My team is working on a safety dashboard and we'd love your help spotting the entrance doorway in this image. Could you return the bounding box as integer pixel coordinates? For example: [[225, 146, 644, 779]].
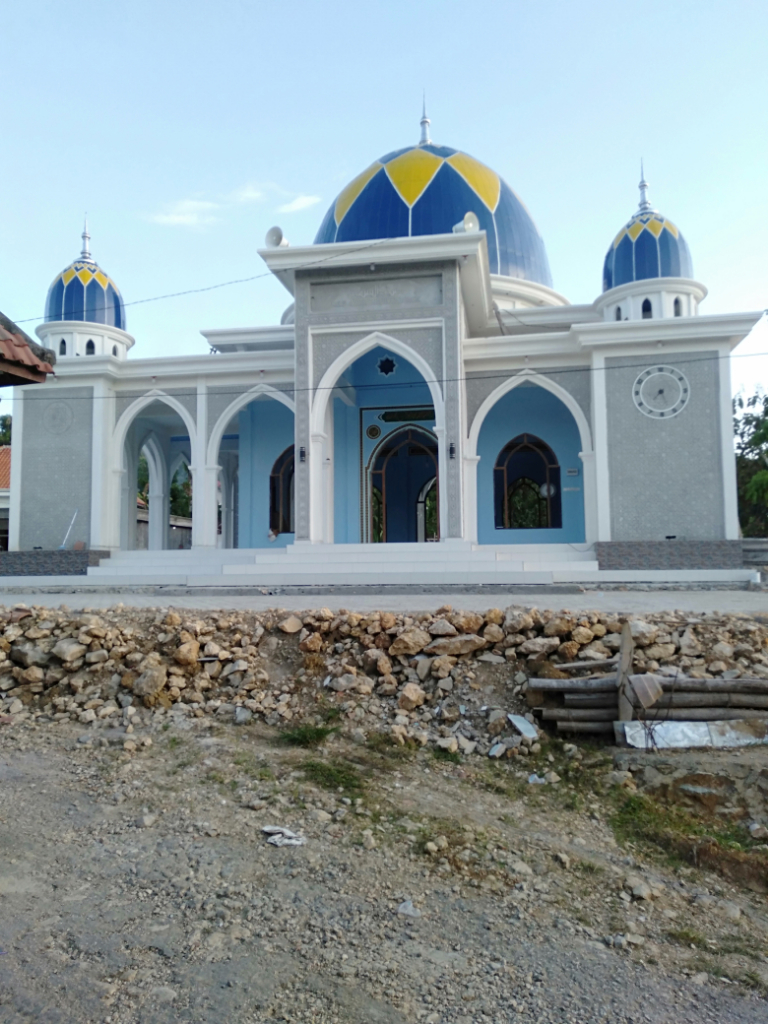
[[369, 427, 439, 543]]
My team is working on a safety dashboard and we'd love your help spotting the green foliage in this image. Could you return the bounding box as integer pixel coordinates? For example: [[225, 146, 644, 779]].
[[734, 389, 768, 536], [431, 746, 461, 764], [300, 757, 365, 794], [667, 927, 707, 948], [279, 724, 338, 748], [170, 462, 192, 518], [0, 414, 12, 445]]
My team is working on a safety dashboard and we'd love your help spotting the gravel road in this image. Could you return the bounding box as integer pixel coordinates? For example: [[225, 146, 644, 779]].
[[1, 717, 766, 1024]]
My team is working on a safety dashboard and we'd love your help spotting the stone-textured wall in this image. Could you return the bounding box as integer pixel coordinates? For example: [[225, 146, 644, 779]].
[[0, 550, 109, 576], [596, 540, 743, 569], [606, 351, 725, 540], [19, 387, 94, 550], [465, 367, 591, 441]]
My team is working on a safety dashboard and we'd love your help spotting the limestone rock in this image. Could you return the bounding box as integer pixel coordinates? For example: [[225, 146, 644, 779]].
[[449, 611, 484, 634], [428, 618, 458, 637], [504, 610, 534, 633], [299, 631, 324, 653], [431, 654, 456, 677], [571, 626, 595, 645], [711, 641, 734, 660], [174, 640, 200, 667], [482, 623, 504, 644], [629, 620, 658, 647], [557, 640, 580, 661], [679, 628, 702, 656], [52, 638, 88, 663], [487, 708, 507, 736], [389, 628, 432, 656], [10, 643, 49, 668], [278, 615, 303, 634], [398, 682, 427, 710], [518, 636, 560, 656], [544, 617, 574, 638], [484, 608, 504, 625], [435, 736, 459, 754], [424, 634, 486, 657], [133, 657, 168, 704], [644, 643, 676, 661]]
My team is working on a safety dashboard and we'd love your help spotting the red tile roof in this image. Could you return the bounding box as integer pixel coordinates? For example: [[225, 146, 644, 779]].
[[0, 447, 10, 490], [0, 312, 55, 385]]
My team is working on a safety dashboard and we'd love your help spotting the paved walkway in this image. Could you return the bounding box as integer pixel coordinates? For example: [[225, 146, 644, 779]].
[[1, 587, 766, 615]]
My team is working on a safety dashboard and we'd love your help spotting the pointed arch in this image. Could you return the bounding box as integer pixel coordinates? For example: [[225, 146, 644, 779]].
[[206, 383, 295, 467], [310, 331, 445, 436], [113, 389, 198, 471], [467, 370, 592, 458]]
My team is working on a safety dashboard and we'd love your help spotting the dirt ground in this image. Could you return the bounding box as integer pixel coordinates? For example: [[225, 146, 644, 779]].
[[1, 712, 767, 1024]]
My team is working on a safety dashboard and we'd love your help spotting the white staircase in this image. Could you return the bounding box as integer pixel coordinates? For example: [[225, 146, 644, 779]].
[[83, 542, 600, 586]]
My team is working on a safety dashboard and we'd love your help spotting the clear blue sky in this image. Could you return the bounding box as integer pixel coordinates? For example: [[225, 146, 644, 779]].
[[1, 0, 766, 393]]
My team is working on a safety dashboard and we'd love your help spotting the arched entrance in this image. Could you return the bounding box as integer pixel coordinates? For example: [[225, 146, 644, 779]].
[[269, 446, 295, 536], [494, 434, 561, 530], [368, 427, 439, 543]]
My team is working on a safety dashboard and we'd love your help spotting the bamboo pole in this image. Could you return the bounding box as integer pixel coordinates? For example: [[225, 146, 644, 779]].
[[542, 708, 617, 722], [637, 708, 768, 722], [564, 693, 620, 708], [635, 692, 768, 709], [528, 677, 617, 692], [555, 721, 615, 733]]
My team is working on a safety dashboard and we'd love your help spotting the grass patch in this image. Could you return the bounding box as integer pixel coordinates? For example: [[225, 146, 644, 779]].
[[609, 792, 768, 890], [168, 735, 182, 750], [573, 859, 605, 876], [667, 928, 708, 949], [280, 724, 338, 748], [300, 757, 365, 795], [319, 702, 343, 723], [365, 732, 417, 760], [432, 747, 461, 765]]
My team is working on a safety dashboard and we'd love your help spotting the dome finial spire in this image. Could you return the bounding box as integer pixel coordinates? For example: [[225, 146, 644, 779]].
[[638, 160, 652, 212], [80, 215, 93, 261], [419, 94, 431, 146]]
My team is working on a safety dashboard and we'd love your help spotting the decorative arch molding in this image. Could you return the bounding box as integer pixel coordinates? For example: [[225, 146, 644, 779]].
[[467, 370, 593, 458], [206, 382, 295, 467], [310, 330, 446, 436], [113, 389, 198, 472], [464, 369, 597, 546]]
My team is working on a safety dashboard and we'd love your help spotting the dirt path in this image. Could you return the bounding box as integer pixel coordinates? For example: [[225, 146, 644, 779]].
[[1, 716, 766, 1024]]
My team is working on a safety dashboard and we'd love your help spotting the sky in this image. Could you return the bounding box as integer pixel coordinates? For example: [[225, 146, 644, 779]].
[[1, 0, 767, 396]]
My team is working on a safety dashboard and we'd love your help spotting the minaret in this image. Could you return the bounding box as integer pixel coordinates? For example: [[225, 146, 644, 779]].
[[80, 215, 94, 262], [419, 96, 431, 146], [638, 161, 652, 212]]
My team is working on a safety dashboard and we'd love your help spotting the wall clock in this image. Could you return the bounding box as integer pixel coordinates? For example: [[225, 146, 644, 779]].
[[632, 365, 690, 419]]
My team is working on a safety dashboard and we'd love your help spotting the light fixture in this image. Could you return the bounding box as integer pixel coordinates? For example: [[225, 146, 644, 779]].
[[299, 447, 306, 463], [449, 442, 456, 459]]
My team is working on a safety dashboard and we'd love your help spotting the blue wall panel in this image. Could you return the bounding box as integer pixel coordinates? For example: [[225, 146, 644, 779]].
[[476, 384, 585, 544], [238, 399, 295, 548]]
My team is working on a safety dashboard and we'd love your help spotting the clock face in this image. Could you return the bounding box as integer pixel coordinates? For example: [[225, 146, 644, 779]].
[[632, 365, 690, 419]]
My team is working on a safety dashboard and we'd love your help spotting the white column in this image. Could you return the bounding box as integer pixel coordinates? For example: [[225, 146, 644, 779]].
[[192, 378, 218, 548], [308, 431, 326, 543], [434, 426, 447, 540], [591, 353, 612, 540], [579, 450, 598, 546], [719, 346, 740, 539], [462, 454, 480, 544], [8, 387, 24, 551]]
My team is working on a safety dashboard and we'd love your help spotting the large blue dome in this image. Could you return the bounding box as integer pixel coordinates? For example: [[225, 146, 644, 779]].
[[314, 137, 552, 287], [603, 176, 693, 292], [45, 224, 125, 329]]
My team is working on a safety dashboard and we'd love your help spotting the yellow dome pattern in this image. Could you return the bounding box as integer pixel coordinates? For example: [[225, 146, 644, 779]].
[[315, 142, 553, 285]]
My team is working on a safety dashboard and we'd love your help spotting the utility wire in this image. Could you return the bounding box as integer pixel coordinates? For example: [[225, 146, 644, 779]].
[[10, 346, 768, 403]]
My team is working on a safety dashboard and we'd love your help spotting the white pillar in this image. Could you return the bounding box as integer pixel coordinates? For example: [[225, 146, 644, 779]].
[[719, 346, 740, 539], [580, 450, 598, 546], [591, 353, 612, 540], [8, 387, 23, 551], [192, 378, 218, 548], [462, 454, 481, 544]]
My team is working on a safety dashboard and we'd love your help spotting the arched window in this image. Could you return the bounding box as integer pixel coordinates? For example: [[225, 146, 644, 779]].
[[615, 306, 622, 321], [85, 339, 95, 355], [641, 299, 652, 319], [494, 434, 561, 530], [673, 297, 682, 317], [112, 345, 118, 357], [269, 446, 295, 534], [59, 339, 67, 356]]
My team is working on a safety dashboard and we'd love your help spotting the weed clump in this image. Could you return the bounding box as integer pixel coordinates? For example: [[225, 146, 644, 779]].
[[280, 725, 338, 748], [300, 758, 365, 794]]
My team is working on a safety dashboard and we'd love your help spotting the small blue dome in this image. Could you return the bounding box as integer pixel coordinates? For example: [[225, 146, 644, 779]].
[[45, 225, 125, 329], [603, 177, 693, 292], [314, 133, 552, 287]]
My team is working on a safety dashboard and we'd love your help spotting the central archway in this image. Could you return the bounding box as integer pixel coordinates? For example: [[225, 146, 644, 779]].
[[368, 427, 439, 543]]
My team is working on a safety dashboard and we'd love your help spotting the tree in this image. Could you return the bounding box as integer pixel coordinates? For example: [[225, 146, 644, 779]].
[[734, 389, 768, 537], [0, 414, 11, 445], [170, 463, 192, 519]]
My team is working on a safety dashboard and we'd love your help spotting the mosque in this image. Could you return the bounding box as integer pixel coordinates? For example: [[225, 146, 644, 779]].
[[11, 111, 761, 584]]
